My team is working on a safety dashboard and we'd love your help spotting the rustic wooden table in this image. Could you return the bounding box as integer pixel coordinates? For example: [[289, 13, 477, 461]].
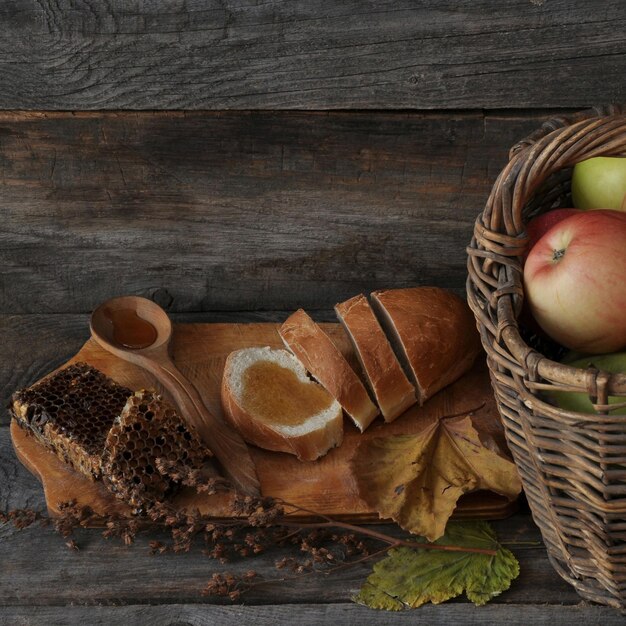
[[2, 1, 626, 623]]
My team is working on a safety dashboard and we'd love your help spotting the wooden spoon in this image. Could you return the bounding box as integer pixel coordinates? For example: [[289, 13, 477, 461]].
[[90, 295, 260, 496]]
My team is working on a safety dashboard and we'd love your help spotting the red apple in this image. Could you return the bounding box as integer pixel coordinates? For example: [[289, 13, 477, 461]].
[[524, 210, 626, 353], [524, 208, 580, 261], [519, 209, 580, 336]]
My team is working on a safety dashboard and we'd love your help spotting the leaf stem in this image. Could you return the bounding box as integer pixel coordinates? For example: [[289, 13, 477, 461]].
[[440, 402, 486, 420]]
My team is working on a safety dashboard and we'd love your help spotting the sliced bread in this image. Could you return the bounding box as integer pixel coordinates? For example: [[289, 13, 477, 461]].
[[334, 294, 417, 422], [279, 309, 379, 432], [370, 287, 481, 404], [221, 347, 343, 461]]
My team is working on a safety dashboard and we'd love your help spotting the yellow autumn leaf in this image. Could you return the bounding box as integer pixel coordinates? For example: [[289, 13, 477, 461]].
[[351, 415, 522, 541]]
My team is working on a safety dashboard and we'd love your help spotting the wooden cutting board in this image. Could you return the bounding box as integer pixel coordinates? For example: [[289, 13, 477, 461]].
[[11, 322, 518, 522]]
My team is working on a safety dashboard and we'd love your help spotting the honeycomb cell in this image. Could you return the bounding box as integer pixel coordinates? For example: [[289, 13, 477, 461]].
[[102, 389, 212, 513], [9, 363, 132, 479], [10, 363, 214, 515]]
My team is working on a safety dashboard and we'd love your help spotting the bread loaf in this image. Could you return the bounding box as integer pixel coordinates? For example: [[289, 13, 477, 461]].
[[371, 287, 481, 403]]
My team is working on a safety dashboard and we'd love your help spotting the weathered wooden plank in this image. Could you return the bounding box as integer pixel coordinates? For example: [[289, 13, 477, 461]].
[[0, 516, 579, 605], [0, 110, 545, 315], [0, 427, 583, 607], [0, 312, 338, 412], [0, 428, 46, 526], [1, 603, 623, 626], [1, 315, 88, 416], [0, 1, 624, 110]]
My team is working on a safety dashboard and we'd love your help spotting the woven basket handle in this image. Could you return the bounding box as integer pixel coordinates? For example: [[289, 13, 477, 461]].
[[509, 104, 626, 159]]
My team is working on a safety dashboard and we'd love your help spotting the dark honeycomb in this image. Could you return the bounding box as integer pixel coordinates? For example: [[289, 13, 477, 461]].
[[10, 365, 213, 514], [103, 390, 212, 512], [9, 363, 132, 479]]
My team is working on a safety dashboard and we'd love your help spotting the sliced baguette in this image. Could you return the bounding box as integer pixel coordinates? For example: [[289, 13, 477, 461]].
[[334, 294, 417, 422], [221, 347, 343, 461], [371, 287, 481, 404], [279, 309, 379, 432]]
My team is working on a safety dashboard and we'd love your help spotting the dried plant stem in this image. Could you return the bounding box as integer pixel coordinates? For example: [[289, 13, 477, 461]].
[[277, 520, 497, 556], [321, 545, 394, 573], [274, 499, 498, 556]]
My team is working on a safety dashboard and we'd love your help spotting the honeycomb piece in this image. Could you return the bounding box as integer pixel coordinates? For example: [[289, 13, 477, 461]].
[[10, 363, 132, 479], [102, 390, 212, 511]]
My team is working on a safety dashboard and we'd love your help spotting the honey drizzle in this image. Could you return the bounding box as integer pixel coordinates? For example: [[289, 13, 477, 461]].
[[241, 361, 333, 426]]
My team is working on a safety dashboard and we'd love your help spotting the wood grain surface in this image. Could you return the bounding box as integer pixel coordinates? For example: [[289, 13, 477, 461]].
[[0, 2, 617, 611], [0, 503, 588, 607], [0, 110, 548, 315], [10, 322, 514, 520], [1, 604, 624, 626], [0, 1, 625, 110]]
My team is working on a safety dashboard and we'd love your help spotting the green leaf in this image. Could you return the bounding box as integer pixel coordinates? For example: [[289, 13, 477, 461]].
[[353, 521, 519, 610]]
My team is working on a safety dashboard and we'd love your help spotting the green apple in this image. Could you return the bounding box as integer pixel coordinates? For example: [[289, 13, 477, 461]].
[[571, 157, 626, 211], [552, 352, 626, 415]]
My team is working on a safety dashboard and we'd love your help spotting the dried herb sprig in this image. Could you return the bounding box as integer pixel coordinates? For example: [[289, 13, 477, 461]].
[[1, 490, 496, 559], [1, 482, 496, 602], [0, 508, 40, 530]]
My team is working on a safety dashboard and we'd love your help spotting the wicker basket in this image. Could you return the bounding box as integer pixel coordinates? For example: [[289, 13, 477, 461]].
[[467, 105, 626, 610]]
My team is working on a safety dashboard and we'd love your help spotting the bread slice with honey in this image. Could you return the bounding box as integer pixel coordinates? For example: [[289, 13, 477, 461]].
[[335, 294, 417, 422], [370, 287, 482, 404], [221, 347, 343, 461], [279, 309, 379, 432]]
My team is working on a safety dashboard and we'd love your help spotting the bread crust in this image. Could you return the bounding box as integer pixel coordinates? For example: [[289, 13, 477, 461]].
[[335, 295, 416, 422], [221, 348, 344, 461], [279, 309, 379, 431], [371, 287, 481, 403]]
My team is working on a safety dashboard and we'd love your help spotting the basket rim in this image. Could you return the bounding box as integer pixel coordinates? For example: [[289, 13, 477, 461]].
[[467, 105, 626, 411]]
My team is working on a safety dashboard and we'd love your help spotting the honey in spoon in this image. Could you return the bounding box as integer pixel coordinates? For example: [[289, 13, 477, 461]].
[[103, 308, 158, 349]]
